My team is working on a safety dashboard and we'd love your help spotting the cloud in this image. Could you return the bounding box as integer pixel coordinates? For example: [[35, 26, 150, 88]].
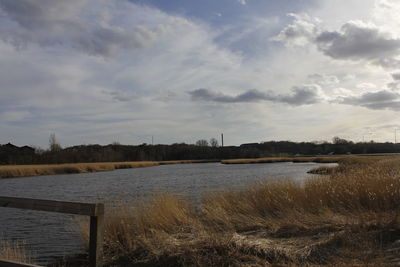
[[237, 0, 247, 5], [271, 13, 318, 46], [189, 85, 324, 106], [274, 14, 400, 66], [336, 90, 400, 110], [315, 21, 400, 61], [0, 0, 170, 57], [109, 91, 132, 102], [0, 110, 30, 122], [392, 73, 400, 80], [308, 73, 339, 86]]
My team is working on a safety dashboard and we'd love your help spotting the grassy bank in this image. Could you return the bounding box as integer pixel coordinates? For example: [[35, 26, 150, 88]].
[[0, 160, 218, 179], [1, 155, 391, 179], [82, 156, 400, 266], [221, 156, 346, 164]]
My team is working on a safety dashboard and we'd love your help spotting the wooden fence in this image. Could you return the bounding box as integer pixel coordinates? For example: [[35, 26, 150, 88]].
[[0, 196, 104, 267]]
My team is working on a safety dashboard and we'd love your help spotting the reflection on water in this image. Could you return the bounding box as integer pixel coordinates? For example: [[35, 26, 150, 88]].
[[0, 162, 335, 264]]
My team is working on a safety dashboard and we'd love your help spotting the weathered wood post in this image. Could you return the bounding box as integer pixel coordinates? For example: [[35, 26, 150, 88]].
[[89, 203, 104, 267]]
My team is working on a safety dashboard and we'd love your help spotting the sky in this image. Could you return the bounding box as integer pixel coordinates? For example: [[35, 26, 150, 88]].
[[1, 0, 400, 147]]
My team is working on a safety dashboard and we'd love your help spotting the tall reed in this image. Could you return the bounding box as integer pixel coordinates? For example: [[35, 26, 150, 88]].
[[80, 157, 400, 265]]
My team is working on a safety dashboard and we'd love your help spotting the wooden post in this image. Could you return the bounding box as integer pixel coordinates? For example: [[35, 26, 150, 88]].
[[89, 204, 104, 267]]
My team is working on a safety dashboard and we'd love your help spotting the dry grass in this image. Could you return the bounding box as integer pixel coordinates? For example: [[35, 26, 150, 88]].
[[159, 159, 219, 165], [221, 156, 345, 164], [77, 156, 400, 266], [0, 161, 160, 178], [0, 160, 221, 179], [0, 241, 35, 265]]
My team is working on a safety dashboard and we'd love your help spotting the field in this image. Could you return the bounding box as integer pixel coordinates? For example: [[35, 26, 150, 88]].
[[73, 155, 400, 266]]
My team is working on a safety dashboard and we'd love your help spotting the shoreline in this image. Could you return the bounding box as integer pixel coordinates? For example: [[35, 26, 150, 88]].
[[0, 160, 219, 179], [1, 155, 397, 179]]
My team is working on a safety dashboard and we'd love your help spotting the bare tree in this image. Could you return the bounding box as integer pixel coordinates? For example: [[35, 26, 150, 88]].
[[49, 133, 62, 152], [195, 139, 209, 146], [209, 138, 219, 147]]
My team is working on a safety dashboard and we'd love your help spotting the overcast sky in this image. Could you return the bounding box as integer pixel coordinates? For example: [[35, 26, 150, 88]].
[[1, 0, 400, 147]]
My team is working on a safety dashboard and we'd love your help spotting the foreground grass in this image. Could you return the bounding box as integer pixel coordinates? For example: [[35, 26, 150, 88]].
[[81, 156, 400, 266], [0, 160, 218, 179], [0, 241, 35, 265]]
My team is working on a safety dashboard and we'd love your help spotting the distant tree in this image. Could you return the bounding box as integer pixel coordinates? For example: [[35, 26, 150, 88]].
[[210, 138, 219, 147], [312, 140, 328, 145], [332, 136, 351, 145], [196, 139, 209, 146], [49, 133, 62, 152], [32, 146, 45, 155]]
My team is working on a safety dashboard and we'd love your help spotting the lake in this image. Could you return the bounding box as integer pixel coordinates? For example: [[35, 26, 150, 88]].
[[0, 162, 334, 264]]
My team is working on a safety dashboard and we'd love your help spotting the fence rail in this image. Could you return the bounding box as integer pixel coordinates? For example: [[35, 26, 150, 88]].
[[0, 196, 104, 267]]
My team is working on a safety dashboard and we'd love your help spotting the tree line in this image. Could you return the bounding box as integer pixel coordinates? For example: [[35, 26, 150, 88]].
[[1, 136, 400, 165]]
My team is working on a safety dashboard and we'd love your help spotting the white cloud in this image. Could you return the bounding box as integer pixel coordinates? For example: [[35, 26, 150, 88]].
[[272, 13, 319, 46], [308, 73, 339, 86]]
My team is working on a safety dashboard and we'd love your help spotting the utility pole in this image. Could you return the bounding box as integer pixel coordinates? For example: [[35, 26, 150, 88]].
[[152, 135, 154, 145], [221, 133, 224, 147], [395, 129, 397, 144]]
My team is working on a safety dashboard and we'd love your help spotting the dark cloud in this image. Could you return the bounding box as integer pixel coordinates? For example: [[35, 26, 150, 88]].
[[189, 85, 323, 106], [280, 85, 322, 105], [387, 82, 400, 90], [0, 0, 167, 56], [315, 21, 400, 61], [392, 73, 400, 81], [189, 88, 266, 103], [336, 90, 400, 110], [109, 91, 131, 102], [275, 16, 400, 66]]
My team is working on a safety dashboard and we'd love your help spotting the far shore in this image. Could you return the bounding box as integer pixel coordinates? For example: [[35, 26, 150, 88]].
[[0, 160, 218, 179], [2, 155, 397, 179]]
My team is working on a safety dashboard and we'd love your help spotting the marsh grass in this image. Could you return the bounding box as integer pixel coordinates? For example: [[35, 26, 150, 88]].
[[0, 241, 35, 265], [221, 156, 344, 164], [86, 156, 400, 266], [0, 160, 219, 179]]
